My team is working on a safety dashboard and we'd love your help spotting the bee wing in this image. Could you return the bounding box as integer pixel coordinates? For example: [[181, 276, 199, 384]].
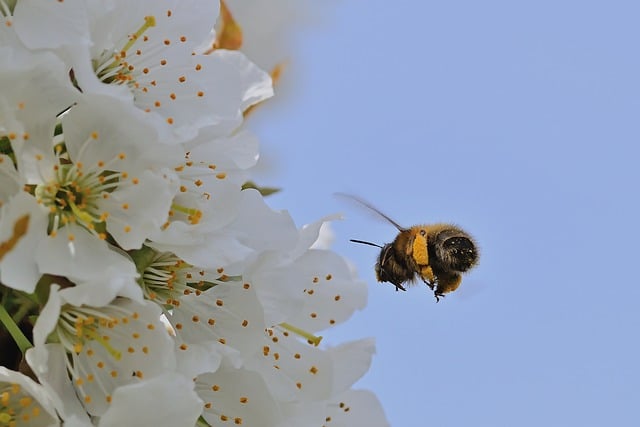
[[334, 193, 406, 231]]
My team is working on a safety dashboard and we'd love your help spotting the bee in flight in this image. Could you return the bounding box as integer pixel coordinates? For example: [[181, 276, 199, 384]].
[[338, 193, 479, 302]]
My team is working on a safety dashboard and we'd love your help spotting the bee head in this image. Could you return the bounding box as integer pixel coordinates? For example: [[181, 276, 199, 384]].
[[433, 229, 479, 273]]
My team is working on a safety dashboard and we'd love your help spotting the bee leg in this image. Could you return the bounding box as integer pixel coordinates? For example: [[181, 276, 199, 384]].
[[421, 278, 435, 290], [393, 282, 407, 292], [434, 292, 445, 303]]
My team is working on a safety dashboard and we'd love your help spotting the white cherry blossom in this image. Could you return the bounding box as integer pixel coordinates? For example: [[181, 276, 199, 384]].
[[0, 367, 59, 427], [68, 0, 273, 143]]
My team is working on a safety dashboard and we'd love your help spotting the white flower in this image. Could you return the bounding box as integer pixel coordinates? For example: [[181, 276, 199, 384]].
[[29, 286, 177, 417], [57, 95, 181, 250], [67, 0, 273, 143], [0, 367, 59, 427]]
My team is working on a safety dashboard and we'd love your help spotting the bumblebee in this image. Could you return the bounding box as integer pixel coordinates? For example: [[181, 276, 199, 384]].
[[340, 194, 479, 302]]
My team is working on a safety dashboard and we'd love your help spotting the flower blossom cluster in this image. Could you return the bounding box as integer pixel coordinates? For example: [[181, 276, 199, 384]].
[[0, 1, 388, 426]]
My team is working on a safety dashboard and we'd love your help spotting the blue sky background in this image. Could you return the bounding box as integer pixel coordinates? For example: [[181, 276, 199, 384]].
[[247, 1, 640, 425]]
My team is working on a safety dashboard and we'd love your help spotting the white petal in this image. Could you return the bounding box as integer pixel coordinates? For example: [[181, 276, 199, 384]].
[[103, 170, 177, 250], [198, 366, 281, 426], [324, 389, 390, 427], [293, 214, 342, 258], [229, 189, 298, 253], [209, 49, 274, 112], [242, 251, 307, 326], [32, 286, 63, 348], [170, 283, 265, 363], [327, 338, 376, 394], [13, 0, 90, 49], [174, 341, 226, 378], [0, 192, 48, 292], [0, 48, 78, 179], [26, 344, 92, 426], [62, 95, 182, 168], [245, 329, 333, 402], [36, 225, 141, 306], [279, 250, 368, 332], [98, 373, 203, 427]]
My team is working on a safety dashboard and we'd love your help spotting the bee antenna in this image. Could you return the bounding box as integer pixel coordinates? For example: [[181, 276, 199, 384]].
[[350, 239, 384, 249]]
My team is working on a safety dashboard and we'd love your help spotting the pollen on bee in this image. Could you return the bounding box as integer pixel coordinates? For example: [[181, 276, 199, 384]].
[[412, 232, 429, 265]]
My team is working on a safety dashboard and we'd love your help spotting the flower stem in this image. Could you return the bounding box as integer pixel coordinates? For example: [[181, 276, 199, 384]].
[[0, 303, 32, 353]]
